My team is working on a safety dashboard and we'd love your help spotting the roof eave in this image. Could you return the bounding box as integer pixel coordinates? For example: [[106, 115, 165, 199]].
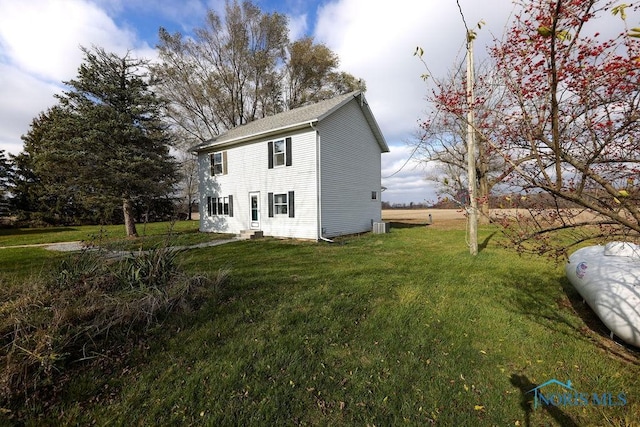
[[356, 94, 389, 153], [192, 91, 389, 153], [365, 111, 389, 153], [193, 120, 318, 153]]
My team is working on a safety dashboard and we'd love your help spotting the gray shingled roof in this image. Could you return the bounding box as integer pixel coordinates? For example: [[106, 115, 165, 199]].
[[192, 91, 388, 152]]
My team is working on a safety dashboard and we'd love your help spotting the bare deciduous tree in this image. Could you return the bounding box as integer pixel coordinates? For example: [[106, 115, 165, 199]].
[[153, 0, 365, 218]]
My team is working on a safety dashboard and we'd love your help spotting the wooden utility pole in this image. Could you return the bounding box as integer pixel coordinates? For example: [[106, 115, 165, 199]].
[[466, 31, 478, 256]]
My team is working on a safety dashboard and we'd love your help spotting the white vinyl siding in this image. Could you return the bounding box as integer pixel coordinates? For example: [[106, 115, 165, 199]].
[[198, 129, 317, 239], [318, 99, 382, 237]]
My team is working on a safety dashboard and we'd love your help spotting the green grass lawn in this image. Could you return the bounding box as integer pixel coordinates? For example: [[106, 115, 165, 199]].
[[2, 222, 639, 425], [0, 221, 207, 285], [0, 220, 200, 247]]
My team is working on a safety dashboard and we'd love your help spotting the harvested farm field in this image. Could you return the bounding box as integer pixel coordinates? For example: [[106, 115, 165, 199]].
[[382, 208, 604, 230], [382, 208, 467, 229]]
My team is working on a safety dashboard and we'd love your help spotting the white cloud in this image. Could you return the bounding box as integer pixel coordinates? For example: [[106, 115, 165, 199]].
[[0, 63, 60, 154], [10, 0, 625, 205], [0, 0, 156, 155], [313, 0, 516, 203], [0, 0, 141, 83], [381, 143, 437, 204], [315, 1, 446, 139], [287, 13, 309, 41]]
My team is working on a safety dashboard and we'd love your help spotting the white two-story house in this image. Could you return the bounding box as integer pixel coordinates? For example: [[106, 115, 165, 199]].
[[192, 91, 389, 240]]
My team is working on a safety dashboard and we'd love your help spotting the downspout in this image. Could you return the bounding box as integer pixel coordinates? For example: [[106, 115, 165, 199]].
[[311, 120, 333, 243]]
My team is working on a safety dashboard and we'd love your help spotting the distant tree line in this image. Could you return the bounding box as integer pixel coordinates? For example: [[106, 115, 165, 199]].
[[381, 192, 587, 211], [381, 201, 433, 209], [0, 0, 362, 236]]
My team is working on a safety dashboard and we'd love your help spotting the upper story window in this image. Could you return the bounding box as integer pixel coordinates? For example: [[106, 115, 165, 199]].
[[268, 137, 292, 169], [273, 140, 285, 167], [210, 151, 227, 176]]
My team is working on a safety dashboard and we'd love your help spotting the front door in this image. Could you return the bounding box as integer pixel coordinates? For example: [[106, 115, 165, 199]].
[[249, 192, 260, 229]]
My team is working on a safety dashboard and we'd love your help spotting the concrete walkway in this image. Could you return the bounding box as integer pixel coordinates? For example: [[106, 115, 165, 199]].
[[1, 238, 239, 253], [0, 241, 85, 251]]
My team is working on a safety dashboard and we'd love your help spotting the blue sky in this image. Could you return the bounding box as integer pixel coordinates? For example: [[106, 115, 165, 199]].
[[0, 0, 518, 204]]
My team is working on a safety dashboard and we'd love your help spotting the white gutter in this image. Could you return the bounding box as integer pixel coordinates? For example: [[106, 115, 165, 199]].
[[311, 121, 332, 243], [312, 121, 321, 240]]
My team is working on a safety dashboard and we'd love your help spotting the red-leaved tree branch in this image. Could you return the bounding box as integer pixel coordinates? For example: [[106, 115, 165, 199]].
[[422, 0, 640, 257]]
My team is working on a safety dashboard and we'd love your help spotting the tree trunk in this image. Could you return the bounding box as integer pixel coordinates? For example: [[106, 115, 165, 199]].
[[122, 198, 138, 237], [550, 0, 563, 190], [478, 175, 491, 225], [477, 132, 491, 225]]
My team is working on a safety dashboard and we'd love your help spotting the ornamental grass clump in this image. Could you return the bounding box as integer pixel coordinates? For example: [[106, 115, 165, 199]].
[[0, 246, 228, 407]]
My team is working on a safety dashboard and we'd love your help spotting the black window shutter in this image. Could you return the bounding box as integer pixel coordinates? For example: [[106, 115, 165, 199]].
[[207, 197, 212, 216], [228, 195, 233, 217], [268, 192, 274, 217], [268, 141, 274, 169], [210, 154, 215, 176], [288, 191, 295, 218], [285, 137, 292, 166]]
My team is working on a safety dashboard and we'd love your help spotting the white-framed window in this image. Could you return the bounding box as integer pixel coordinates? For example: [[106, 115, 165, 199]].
[[210, 151, 227, 176], [274, 193, 288, 215], [371, 191, 378, 200], [268, 137, 291, 168], [207, 195, 233, 216], [273, 140, 285, 167], [268, 191, 295, 218]]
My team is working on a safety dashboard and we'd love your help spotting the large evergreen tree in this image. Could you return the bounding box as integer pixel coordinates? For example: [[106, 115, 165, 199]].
[[14, 47, 178, 236], [12, 107, 88, 224]]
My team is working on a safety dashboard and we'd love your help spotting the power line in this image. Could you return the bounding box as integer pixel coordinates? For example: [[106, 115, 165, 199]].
[[382, 143, 421, 179], [383, 1, 474, 181], [456, 0, 471, 36], [382, 105, 446, 179]]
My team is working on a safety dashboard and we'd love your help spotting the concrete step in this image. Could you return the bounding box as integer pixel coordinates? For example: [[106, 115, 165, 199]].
[[238, 230, 264, 240]]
